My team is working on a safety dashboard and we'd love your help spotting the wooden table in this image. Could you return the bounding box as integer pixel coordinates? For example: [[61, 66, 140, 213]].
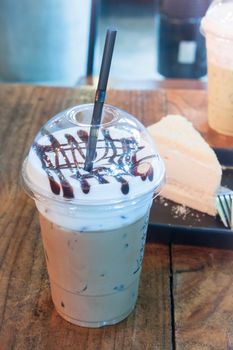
[[1, 84, 233, 350]]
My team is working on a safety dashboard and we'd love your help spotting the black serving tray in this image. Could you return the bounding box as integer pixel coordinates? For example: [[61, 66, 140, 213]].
[[148, 148, 233, 249]]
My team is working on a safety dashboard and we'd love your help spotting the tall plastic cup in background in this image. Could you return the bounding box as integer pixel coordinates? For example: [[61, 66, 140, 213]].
[[158, 0, 211, 79], [202, 0, 233, 136], [22, 104, 165, 327]]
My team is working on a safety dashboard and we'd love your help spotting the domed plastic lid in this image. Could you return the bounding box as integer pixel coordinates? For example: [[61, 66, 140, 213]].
[[201, 0, 233, 39], [160, 0, 211, 19], [22, 104, 165, 205]]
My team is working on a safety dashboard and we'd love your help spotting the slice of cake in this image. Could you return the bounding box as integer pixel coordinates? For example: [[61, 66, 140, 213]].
[[147, 115, 222, 216]]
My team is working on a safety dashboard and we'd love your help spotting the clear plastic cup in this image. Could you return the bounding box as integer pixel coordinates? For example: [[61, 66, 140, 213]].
[[201, 0, 233, 136], [22, 104, 165, 327]]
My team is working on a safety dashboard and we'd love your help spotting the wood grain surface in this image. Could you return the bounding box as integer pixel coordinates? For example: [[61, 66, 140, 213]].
[[172, 245, 233, 350], [0, 84, 233, 350]]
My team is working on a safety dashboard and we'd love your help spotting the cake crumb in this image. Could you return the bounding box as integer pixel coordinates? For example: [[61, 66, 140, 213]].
[[158, 196, 169, 207], [158, 196, 165, 204], [171, 204, 190, 220]]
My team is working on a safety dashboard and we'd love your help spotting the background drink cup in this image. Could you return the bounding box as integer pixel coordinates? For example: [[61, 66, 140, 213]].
[[22, 103, 165, 327], [201, 0, 233, 136]]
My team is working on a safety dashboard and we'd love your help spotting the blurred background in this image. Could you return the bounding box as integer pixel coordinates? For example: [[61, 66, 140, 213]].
[[96, 0, 158, 82], [0, 0, 211, 87]]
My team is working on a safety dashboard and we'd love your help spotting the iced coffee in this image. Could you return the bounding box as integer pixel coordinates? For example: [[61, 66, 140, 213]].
[[22, 104, 165, 327], [202, 0, 233, 136]]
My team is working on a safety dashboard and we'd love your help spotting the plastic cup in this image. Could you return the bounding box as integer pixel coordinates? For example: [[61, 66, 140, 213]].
[[22, 104, 165, 327], [202, 0, 233, 136]]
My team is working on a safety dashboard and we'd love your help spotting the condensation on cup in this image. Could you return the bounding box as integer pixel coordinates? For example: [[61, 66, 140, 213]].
[[202, 0, 233, 136], [21, 104, 165, 327]]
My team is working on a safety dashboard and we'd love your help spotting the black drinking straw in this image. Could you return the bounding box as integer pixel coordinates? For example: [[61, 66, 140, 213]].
[[84, 28, 117, 172]]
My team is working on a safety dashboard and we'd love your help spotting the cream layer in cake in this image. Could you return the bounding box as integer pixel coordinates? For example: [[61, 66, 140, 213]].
[[148, 115, 222, 216]]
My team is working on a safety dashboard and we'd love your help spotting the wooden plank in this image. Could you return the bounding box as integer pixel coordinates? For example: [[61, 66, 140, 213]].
[[107, 89, 166, 126], [0, 84, 172, 349], [108, 88, 233, 148], [172, 245, 233, 350], [165, 89, 233, 148], [81, 77, 207, 90]]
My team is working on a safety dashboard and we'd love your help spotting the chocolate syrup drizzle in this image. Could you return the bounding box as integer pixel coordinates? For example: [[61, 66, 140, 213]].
[[33, 128, 155, 199]]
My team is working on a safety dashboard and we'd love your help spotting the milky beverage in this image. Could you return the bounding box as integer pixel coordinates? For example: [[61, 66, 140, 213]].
[[22, 104, 165, 327], [202, 0, 233, 136]]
